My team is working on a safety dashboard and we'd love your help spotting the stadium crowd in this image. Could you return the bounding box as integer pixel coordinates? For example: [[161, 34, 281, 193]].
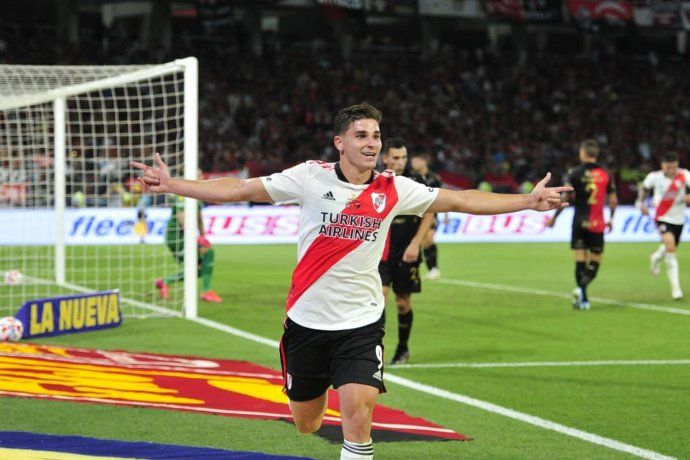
[[2, 16, 690, 205]]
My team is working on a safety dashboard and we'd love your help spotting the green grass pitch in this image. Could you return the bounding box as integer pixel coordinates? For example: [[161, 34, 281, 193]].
[[3, 242, 689, 459]]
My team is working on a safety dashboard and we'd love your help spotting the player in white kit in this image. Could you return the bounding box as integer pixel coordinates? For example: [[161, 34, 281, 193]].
[[131, 104, 571, 459], [638, 152, 690, 300]]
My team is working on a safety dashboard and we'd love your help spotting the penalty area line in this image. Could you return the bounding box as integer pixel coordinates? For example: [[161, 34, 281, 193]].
[[436, 278, 690, 316], [189, 315, 676, 460]]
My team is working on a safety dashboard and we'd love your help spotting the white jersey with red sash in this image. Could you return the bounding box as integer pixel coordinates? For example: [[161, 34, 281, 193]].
[[261, 161, 439, 330], [642, 169, 690, 225]]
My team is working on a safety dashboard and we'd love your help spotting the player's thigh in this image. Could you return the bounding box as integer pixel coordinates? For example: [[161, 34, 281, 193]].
[[661, 230, 678, 251], [666, 223, 682, 249], [570, 227, 587, 253], [391, 260, 421, 296], [330, 316, 386, 394], [586, 232, 605, 256], [657, 222, 681, 251], [289, 392, 328, 429], [280, 319, 332, 402]]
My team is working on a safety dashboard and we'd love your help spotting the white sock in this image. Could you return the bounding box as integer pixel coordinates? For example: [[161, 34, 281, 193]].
[[665, 253, 680, 291], [340, 438, 374, 460], [653, 244, 666, 260]]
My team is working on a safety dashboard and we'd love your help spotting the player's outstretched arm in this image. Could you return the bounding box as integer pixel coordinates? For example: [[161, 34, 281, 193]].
[[402, 213, 436, 263], [636, 184, 651, 216], [606, 192, 618, 231], [427, 173, 572, 215], [130, 153, 272, 203]]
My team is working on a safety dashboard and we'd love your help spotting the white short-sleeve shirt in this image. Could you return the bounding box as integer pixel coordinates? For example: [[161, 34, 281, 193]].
[[261, 161, 439, 330], [642, 169, 690, 225]]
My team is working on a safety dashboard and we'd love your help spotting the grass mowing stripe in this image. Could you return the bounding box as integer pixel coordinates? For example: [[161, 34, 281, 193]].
[[436, 278, 690, 316], [185, 315, 675, 460], [390, 359, 690, 369]]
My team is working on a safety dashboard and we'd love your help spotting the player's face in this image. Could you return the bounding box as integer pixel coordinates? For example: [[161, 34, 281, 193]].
[[578, 148, 589, 163], [383, 147, 408, 175], [410, 156, 427, 174], [334, 119, 382, 172], [662, 161, 679, 177]]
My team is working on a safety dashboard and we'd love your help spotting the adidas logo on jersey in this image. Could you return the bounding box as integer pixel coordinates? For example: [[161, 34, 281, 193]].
[[321, 191, 336, 201], [372, 370, 383, 382]]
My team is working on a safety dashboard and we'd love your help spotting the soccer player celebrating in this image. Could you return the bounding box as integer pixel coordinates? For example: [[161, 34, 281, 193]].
[[548, 139, 617, 310], [379, 139, 435, 365], [410, 153, 444, 280], [132, 104, 570, 460], [637, 152, 690, 300]]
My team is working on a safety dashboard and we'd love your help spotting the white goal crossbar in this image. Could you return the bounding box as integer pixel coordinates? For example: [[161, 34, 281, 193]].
[[0, 57, 199, 319]]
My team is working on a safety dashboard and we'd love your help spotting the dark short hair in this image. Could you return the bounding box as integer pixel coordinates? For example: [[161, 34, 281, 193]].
[[580, 139, 599, 158], [410, 151, 430, 160], [334, 104, 382, 134], [383, 137, 406, 154], [662, 151, 679, 163]]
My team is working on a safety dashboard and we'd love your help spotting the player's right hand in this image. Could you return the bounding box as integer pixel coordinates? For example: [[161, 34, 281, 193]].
[[130, 153, 171, 193], [402, 242, 420, 263]]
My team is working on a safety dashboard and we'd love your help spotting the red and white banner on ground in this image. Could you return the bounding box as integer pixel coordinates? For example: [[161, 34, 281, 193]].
[[0, 343, 468, 443]]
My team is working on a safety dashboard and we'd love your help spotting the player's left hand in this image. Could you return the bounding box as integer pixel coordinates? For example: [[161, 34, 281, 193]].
[[197, 236, 212, 248], [606, 221, 613, 232], [402, 242, 420, 263], [530, 173, 572, 212]]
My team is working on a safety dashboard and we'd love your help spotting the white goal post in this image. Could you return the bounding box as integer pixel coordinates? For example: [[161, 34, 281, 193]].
[[0, 57, 199, 319]]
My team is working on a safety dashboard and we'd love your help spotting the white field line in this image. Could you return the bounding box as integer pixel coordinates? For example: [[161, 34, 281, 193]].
[[436, 278, 690, 316], [189, 315, 280, 348], [17, 276, 181, 318], [383, 373, 675, 460], [58, 281, 181, 318], [187, 315, 675, 460], [390, 359, 690, 370]]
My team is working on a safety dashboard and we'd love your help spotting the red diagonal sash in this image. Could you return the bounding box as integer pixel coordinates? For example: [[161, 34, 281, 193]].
[[286, 173, 399, 311], [655, 172, 685, 221]]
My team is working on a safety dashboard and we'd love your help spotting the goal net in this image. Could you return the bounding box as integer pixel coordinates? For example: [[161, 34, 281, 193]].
[[0, 58, 199, 320]]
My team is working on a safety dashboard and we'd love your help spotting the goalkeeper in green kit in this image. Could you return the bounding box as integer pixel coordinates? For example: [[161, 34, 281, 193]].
[[155, 193, 222, 303]]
